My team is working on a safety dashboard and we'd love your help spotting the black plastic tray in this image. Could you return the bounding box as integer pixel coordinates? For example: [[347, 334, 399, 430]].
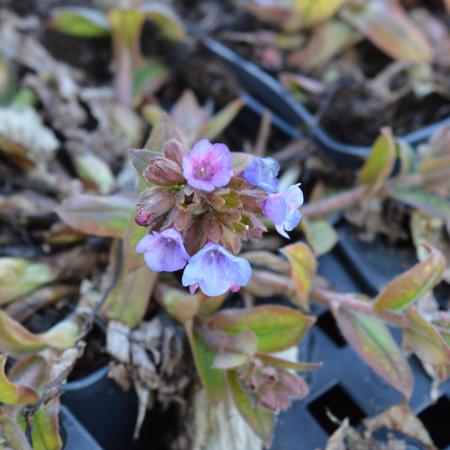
[[204, 37, 450, 168]]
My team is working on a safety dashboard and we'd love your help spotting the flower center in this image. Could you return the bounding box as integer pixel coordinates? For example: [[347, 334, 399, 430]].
[[194, 165, 211, 180]]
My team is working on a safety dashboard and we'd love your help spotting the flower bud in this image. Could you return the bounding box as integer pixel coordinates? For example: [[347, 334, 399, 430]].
[[144, 157, 185, 185]]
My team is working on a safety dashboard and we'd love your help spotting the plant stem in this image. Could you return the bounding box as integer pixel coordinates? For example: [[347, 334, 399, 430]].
[[310, 287, 410, 329]]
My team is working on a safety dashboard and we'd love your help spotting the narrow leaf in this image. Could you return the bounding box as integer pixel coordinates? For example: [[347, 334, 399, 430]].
[[186, 323, 226, 403], [256, 353, 323, 372], [342, 0, 432, 62], [140, 3, 186, 41], [359, 128, 396, 191], [8, 355, 50, 398], [0, 355, 39, 406], [57, 193, 135, 238], [332, 304, 413, 399], [31, 400, 63, 450], [281, 242, 317, 310], [0, 258, 56, 305], [49, 7, 111, 38], [389, 188, 450, 221], [210, 305, 315, 353], [144, 114, 184, 151], [227, 370, 275, 447], [301, 219, 338, 256], [0, 415, 32, 450], [403, 307, 450, 367], [374, 244, 445, 312], [293, 0, 347, 27]]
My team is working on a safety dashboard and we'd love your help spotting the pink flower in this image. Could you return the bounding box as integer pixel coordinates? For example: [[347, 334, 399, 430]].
[[136, 227, 190, 272], [182, 140, 233, 192]]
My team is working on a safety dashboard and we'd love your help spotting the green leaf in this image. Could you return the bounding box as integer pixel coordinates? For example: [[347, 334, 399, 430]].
[[123, 211, 148, 274], [159, 286, 200, 325], [341, 0, 432, 62], [133, 59, 169, 104], [0, 310, 80, 358], [31, 400, 63, 450], [256, 353, 323, 372], [281, 242, 317, 310], [57, 193, 135, 238], [403, 308, 450, 367], [293, 0, 347, 27], [0, 415, 32, 450], [0, 355, 39, 406], [8, 355, 50, 398], [49, 7, 110, 38], [72, 153, 115, 195], [359, 128, 396, 191], [301, 219, 338, 256], [373, 244, 445, 312], [139, 3, 186, 41], [196, 99, 245, 143], [210, 305, 315, 353], [389, 188, 450, 221], [0, 258, 56, 305], [129, 148, 161, 180], [144, 114, 184, 151], [186, 323, 226, 403], [332, 304, 413, 399], [227, 370, 275, 447], [101, 247, 156, 328]]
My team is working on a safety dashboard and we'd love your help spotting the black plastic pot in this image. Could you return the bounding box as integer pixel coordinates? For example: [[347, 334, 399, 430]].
[[272, 247, 450, 450], [61, 366, 138, 450], [203, 38, 450, 167], [60, 405, 102, 450]]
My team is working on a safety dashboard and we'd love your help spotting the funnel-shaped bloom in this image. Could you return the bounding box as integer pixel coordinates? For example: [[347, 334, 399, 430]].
[[242, 157, 280, 193], [136, 228, 190, 272], [182, 242, 251, 296], [263, 184, 303, 238], [182, 140, 233, 192]]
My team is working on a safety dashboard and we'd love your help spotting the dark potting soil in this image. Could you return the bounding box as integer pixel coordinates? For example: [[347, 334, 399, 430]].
[[204, 3, 450, 146]]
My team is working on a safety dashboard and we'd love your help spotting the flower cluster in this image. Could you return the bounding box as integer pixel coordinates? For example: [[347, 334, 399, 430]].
[[135, 139, 303, 296], [237, 358, 309, 412]]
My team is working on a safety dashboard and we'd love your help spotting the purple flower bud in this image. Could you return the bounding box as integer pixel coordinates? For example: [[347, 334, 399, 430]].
[[182, 242, 251, 296], [242, 157, 280, 193], [182, 140, 233, 192], [263, 184, 303, 239], [136, 227, 190, 272]]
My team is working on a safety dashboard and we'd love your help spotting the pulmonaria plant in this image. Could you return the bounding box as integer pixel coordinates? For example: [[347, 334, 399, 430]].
[[135, 139, 303, 296]]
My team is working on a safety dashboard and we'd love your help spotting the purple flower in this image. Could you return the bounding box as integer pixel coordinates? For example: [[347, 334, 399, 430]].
[[263, 184, 304, 238], [182, 140, 233, 192], [136, 227, 190, 272], [182, 242, 252, 296], [242, 157, 280, 193]]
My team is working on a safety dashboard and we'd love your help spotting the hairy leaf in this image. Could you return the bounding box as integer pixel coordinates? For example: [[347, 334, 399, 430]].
[[293, 0, 347, 27], [359, 128, 396, 192], [73, 153, 115, 195], [144, 114, 184, 151], [373, 244, 445, 312], [389, 188, 450, 221], [281, 242, 317, 310], [186, 323, 226, 403], [403, 308, 450, 367], [301, 219, 338, 257], [342, 0, 432, 62], [332, 305, 413, 398], [50, 7, 110, 37], [57, 193, 135, 238], [197, 99, 245, 143], [210, 305, 315, 352], [0, 415, 32, 450], [256, 354, 323, 372], [0, 355, 39, 406], [227, 370, 275, 447], [140, 3, 185, 41], [0, 258, 56, 305], [31, 400, 62, 450]]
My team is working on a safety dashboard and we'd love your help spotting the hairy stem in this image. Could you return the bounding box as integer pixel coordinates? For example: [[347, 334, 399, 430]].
[[310, 287, 410, 328]]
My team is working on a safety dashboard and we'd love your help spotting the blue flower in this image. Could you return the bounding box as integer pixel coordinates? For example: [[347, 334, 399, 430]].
[[242, 157, 280, 193], [182, 242, 252, 296], [263, 184, 303, 238], [136, 227, 190, 272]]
